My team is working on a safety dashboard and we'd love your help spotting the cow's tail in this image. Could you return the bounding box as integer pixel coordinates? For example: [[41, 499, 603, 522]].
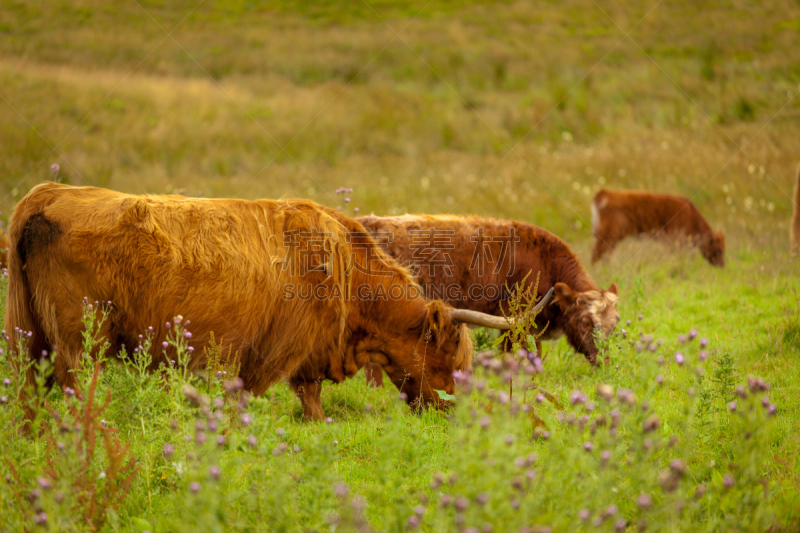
[[792, 162, 800, 253], [4, 183, 61, 422]]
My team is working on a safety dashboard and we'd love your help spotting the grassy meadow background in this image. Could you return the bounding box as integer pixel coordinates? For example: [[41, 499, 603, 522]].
[[1, 1, 800, 531]]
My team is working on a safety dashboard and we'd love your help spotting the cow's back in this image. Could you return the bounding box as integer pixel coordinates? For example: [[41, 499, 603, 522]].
[[357, 214, 591, 315]]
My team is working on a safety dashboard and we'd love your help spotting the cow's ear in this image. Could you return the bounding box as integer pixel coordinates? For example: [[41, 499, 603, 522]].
[[608, 283, 618, 295], [554, 282, 575, 309]]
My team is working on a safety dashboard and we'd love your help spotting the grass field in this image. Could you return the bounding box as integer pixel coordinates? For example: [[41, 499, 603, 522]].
[[1, 0, 799, 531]]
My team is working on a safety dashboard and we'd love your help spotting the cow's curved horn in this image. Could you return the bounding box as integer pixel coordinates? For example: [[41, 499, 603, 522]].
[[452, 287, 554, 330]]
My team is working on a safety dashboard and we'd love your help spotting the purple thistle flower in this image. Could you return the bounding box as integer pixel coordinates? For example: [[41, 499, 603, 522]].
[[333, 482, 348, 498], [50, 163, 60, 173], [504, 434, 514, 445], [162, 341, 169, 349], [224, 378, 244, 392], [183, 331, 192, 339], [723, 474, 734, 488], [761, 396, 770, 407], [601, 450, 611, 463], [656, 374, 663, 385], [241, 413, 252, 426], [699, 350, 709, 361], [578, 509, 590, 521], [163, 443, 174, 457], [209, 465, 220, 480], [0, 396, 6, 405], [767, 403, 777, 416], [195, 431, 206, 445], [674, 352, 685, 365], [569, 390, 587, 405], [216, 435, 226, 447], [614, 518, 627, 532], [476, 492, 490, 505], [37, 477, 52, 490], [637, 493, 653, 509], [583, 441, 593, 452], [479, 416, 490, 429], [535, 393, 545, 403], [33, 512, 48, 525], [455, 496, 469, 511], [189, 481, 201, 493], [727, 401, 737, 412], [407, 515, 420, 528], [247, 434, 258, 448], [678, 334, 687, 344], [688, 328, 698, 341], [700, 337, 709, 348]]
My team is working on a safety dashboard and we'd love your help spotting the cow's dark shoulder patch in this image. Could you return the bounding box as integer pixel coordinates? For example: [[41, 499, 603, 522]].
[[19, 213, 61, 265]]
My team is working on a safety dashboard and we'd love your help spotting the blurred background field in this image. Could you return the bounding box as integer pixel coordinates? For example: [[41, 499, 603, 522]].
[[1, 0, 799, 253], [1, 2, 800, 530]]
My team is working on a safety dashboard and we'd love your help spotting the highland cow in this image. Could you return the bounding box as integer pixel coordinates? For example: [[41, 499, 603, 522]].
[[591, 189, 725, 267], [357, 214, 619, 377], [5, 183, 515, 421]]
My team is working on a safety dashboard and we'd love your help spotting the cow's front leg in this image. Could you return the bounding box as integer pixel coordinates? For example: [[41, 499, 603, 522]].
[[364, 362, 384, 387], [290, 379, 325, 421]]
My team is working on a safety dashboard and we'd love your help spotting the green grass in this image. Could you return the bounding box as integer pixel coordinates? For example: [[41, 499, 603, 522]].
[[1, 0, 800, 530]]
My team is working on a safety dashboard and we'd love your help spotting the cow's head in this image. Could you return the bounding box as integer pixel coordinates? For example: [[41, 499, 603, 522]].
[[366, 299, 472, 410], [702, 231, 725, 267], [553, 282, 619, 365]]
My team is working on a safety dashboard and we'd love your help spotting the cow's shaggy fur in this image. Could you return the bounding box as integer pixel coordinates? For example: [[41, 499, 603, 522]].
[[358, 214, 619, 365], [792, 162, 800, 253], [591, 188, 725, 267], [6, 183, 472, 421]]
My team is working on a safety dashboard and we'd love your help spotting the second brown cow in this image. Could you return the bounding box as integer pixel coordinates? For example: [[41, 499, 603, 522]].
[[358, 214, 620, 373]]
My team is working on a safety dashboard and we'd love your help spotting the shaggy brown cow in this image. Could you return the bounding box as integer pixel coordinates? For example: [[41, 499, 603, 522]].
[[591, 189, 725, 267], [792, 162, 800, 253], [357, 214, 619, 372], [5, 183, 512, 421]]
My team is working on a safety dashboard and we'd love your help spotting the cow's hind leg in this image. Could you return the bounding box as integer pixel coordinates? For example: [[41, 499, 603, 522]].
[[364, 362, 385, 387], [290, 379, 325, 421], [591, 232, 618, 265]]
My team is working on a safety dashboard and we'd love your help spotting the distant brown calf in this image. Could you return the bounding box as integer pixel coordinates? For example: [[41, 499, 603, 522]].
[[591, 189, 725, 267], [791, 162, 800, 253]]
